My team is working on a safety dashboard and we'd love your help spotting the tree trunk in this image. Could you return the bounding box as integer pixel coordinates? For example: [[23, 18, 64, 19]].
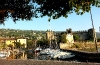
[[90, 9, 98, 52]]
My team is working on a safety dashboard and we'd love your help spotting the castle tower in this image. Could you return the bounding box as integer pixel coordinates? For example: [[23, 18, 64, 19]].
[[46, 30, 54, 40], [88, 28, 94, 40], [66, 28, 74, 43], [46, 21, 54, 40]]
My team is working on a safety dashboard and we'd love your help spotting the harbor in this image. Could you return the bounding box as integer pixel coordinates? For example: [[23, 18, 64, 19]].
[[0, 47, 100, 65], [0, 48, 99, 62]]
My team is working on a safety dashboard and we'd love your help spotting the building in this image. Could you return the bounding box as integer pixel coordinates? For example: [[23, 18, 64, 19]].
[[0, 38, 16, 46], [17, 39, 27, 48], [66, 34, 74, 43], [0, 38, 27, 49], [66, 28, 74, 43], [46, 30, 54, 40], [5, 39, 16, 46], [73, 28, 97, 41]]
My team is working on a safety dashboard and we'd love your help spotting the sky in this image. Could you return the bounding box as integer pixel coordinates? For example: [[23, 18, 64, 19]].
[[0, 6, 100, 32]]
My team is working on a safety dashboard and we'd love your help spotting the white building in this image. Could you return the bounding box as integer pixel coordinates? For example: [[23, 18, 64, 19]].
[[17, 39, 27, 48], [66, 34, 74, 43]]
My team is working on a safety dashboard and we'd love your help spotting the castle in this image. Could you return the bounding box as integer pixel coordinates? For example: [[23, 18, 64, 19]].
[[73, 28, 94, 41], [46, 30, 55, 40], [46, 28, 100, 41]]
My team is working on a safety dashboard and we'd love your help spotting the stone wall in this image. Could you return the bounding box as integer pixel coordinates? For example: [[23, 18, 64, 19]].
[[73, 28, 94, 41], [0, 59, 99, 65]]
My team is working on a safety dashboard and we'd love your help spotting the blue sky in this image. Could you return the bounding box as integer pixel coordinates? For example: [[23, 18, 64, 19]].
[[0, 6, 100, 32]]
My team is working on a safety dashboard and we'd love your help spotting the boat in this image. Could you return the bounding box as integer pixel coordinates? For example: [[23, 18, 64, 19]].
[[39, 48, 51, 55], [39, 48, 75, 60], [0, 50, 10, 59], [39, 48, 60, 55], [53, 52, 75, 59], [0, 53, 6, 57], [34, 47, 42, 53]]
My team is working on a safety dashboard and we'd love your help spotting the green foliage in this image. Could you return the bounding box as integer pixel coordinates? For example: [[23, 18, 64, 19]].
[[36, 39, 49, 47], [89, 39, 94, 42], [27, 39, 35, 49], [33, 0, 100, 19], [61, 33, 67, 43], [7, 44, 13, 50], [0, 43, 7, 49], [58, 33, 67, 43], [0, 0, 34, 23], [0, 0, 100, 23], [73, 34, 80, 41], [14, 42, 21, 48], [0, 29, 46, 40]]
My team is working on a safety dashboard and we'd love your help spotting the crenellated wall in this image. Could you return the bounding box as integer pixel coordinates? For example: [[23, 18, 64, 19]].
[[73, 28, 94, 41]]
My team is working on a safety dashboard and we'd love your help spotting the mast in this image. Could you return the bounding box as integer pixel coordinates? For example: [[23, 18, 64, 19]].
[[49, 22, 51, 48]]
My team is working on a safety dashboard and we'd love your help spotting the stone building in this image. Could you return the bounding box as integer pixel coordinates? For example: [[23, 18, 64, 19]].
[[73, 28, 95, 41], [46, 30, 54, 40], [46, 30, 58, 49], [66, 28, 74, 43], [60, 28, 74, 49]]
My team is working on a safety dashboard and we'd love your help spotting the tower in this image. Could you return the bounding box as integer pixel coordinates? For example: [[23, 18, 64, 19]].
[[46, 21, 54, 40], [46, 22, 54, 48]]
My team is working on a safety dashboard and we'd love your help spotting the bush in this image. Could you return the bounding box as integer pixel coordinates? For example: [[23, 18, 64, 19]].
[[73, 34, 80, 41]]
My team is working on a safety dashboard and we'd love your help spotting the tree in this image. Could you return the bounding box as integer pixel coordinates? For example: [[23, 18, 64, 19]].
[[60, 33, 67, 43], [73, 34, 80, 41], [33, 0, 100, 20], [0, 0, 35, 24], [7, 44, 13, 50], [36, 39, 49, 48], [27, 39, 35, 49], [90, 8, 98, 52], [14, 42, 21, 49], [0, 0, 100, 24]]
